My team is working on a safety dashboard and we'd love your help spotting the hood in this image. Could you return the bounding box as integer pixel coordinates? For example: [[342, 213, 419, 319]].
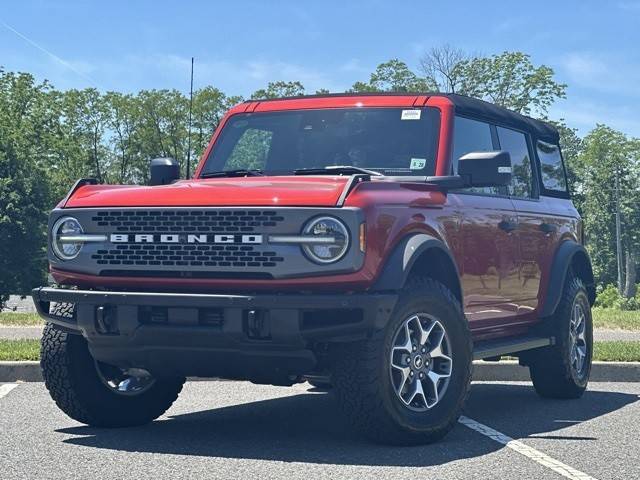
[[63, 176, 352, 208]]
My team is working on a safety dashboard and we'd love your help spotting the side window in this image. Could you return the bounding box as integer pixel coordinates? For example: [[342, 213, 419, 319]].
[[537, 141, 568, 193], [226, 128, 273, 170], [496, 126, 533, 198], [452, 116, 500, 195]]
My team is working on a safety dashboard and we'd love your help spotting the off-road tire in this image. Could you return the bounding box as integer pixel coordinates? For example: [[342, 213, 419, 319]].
[[528, 275, 593, 399], [41, 304, 185, 427], [331, 277, 472, 445]]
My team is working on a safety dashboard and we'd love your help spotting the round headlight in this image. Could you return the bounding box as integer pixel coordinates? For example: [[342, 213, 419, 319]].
[[52, 217, 83, 260], [302, 216, 349, 264]]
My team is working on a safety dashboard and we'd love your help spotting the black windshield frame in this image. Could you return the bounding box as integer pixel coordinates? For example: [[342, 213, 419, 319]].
[[200, 107, 440, 177]]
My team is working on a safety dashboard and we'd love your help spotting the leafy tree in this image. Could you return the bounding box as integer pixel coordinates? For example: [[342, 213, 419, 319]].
[[456, 52, 566, 116], [251, 81, 305, 99], [189, 87, 242, 172], [104, 91, 142, 184], [0, 70, 54, 303], [350, 59, 435, 93], [580, 125, 640, 295]]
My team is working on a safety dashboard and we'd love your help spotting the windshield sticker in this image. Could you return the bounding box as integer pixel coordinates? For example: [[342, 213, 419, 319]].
[[410, 158, 427, 170], [401, 109, 421, 120]]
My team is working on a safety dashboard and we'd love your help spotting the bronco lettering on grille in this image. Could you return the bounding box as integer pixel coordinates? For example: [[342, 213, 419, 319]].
[[109, 234, 263, 244]]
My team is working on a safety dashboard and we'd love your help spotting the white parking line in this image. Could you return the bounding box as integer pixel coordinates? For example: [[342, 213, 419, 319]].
[[459, 416, 598, 480], [0, 383, 18, 399]]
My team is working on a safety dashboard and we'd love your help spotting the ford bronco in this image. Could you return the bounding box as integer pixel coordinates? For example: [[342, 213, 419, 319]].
[[32, 93, 595, 445]]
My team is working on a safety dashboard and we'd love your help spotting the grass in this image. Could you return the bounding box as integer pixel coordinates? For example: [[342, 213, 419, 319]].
[[2, 309, 638, 329], [592, 308, 640, 331], [0, 312, 43, 327], [593, 341, 640, 362], [1, 339, 639, 362], [0, 339, 40, 361]]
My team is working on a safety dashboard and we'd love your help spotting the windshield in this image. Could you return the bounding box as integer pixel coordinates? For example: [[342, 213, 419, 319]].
[[200, 107, 440, 177]]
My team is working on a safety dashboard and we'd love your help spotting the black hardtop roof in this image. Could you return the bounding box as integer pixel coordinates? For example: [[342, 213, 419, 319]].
[[247, 92, 559, 143]]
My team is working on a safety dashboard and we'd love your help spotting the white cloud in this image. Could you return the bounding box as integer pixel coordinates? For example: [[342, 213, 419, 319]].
[[561, 52, 640, 97], [12, 52, 349, 96], [550, 99, 640, 138], [618, 1, 640, 11]]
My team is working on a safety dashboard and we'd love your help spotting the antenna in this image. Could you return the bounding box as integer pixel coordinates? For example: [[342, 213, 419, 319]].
[[186, 57, 194, 179]]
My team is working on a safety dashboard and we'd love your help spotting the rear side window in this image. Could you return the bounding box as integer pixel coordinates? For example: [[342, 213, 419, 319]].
[[497, 126, 533, 198], [537, 141, 568, 194]]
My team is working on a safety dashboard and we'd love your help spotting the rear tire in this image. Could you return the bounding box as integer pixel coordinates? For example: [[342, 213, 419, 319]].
[[41, 305, 185, 427], [331, 277, 472, 445], [528, 275, 593, 399]]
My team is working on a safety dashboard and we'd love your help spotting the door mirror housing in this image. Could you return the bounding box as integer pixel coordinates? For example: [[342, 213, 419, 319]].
[[426, 151, 512, 190], [458, 150, 512, 188], [149, 157, 180, 186]]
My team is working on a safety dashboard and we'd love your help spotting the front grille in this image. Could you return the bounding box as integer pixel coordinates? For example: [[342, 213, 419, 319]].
[[92, 244, 284, 268], [88, 209, 286, 269], [91, 209, 285, 233], [55, 206, 363, 279]]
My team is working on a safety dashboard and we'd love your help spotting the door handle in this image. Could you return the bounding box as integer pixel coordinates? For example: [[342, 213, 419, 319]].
[[498, 219, 518, 233], [539, 223, 557, 234]]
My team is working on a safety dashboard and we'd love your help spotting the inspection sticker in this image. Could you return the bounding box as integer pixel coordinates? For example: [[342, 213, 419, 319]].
[[401, 109, 421, 120], [410, 158, 427, 170]]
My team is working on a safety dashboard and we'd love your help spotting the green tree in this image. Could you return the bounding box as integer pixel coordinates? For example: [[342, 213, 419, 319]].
[[456, 52, 566, 116], [251, 81, 305, 99], [190, 87, 242, 167], [104, 91, 142, 184], [580, 125, 640, 295], [0, 70, 54, 303], [136, 89, 189, 183], [351, 59, 435, 93]]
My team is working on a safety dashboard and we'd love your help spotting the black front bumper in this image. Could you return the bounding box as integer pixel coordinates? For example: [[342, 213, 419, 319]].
[[32, 287, 397, 380]]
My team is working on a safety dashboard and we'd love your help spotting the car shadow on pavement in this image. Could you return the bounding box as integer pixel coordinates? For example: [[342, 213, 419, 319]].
[[57, 383, 637, 467]]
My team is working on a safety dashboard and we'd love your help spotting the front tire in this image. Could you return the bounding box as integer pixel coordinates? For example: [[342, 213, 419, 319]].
[[528, 275, 593, 399], [331, 278, 472, 445], [41, 317, 185, 427]]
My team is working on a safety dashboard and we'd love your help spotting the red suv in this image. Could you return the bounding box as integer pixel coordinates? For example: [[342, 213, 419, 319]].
[[33, 93, 595, 445]]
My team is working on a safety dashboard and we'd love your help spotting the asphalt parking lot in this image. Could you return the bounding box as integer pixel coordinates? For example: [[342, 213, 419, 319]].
[[1, 380, 638, 480]]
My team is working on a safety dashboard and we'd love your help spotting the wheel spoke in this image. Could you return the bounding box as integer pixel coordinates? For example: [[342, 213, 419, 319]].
[[428, 330, 451, 363], [392, 321, 413, 355], [391, 364, 412, 396], [410, 315, 435, 347], [406, 377, 427, 406]]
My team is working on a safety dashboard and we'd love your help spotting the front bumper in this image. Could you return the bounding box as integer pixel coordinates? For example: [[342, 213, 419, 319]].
[[32, 287, 397, 380]]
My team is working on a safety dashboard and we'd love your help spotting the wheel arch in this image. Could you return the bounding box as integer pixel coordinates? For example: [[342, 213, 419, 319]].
[[540, 241, 596, 318], [371, 233, 463, 305]]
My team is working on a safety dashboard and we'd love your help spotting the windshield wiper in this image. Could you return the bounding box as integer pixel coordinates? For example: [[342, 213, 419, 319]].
[[200, 169, 265, 178], [294, 165, 383, 176]]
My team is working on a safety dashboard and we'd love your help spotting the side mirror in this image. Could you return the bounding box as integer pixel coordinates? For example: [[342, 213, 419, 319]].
[[149, 157, 179, 186], [458, 150, 512, 188]]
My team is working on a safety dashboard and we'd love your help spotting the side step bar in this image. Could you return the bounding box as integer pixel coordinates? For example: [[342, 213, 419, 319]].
[[473, 335, 554, 361]]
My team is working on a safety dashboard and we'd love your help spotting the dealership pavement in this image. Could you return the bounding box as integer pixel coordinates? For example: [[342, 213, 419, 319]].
[[1, 380, 638, 480]]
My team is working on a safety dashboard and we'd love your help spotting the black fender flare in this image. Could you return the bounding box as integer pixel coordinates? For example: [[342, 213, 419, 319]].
[[540, 241, 595, 318], [371, 233, 462, 301]]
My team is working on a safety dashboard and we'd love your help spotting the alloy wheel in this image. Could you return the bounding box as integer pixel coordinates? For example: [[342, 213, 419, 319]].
[[389, 313, 453, 411], [569, 301, 588, 377], [95, 362, 156, 396]]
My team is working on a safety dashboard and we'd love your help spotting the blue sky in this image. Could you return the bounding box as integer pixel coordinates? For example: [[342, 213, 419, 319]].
[[1, 0, 639, 137]]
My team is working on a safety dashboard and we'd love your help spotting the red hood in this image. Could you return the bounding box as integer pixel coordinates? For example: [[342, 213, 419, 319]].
[[63, 176, 351, 208]]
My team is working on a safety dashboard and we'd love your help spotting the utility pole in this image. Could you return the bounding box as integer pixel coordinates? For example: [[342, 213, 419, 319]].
[[615, 166, 624, 294], [186, 57, 194, 179]]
